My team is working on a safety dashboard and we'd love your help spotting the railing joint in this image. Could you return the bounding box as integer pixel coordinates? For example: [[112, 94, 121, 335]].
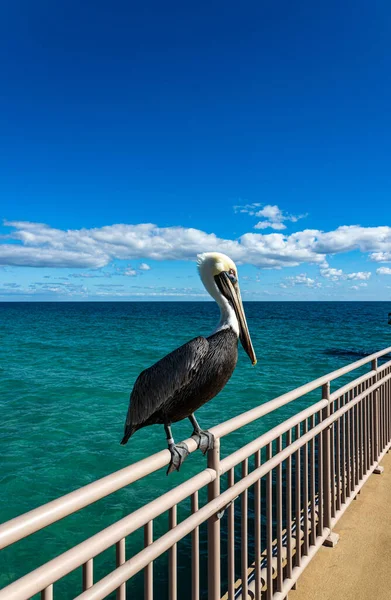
[[216, 496, 239, 520]]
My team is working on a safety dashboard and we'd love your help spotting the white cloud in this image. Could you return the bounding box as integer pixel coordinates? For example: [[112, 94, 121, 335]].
[[139, 263, 151, 271], [350, 283, 368, 290], [377, 267, 391, 275], [254, 220, 287, 231], [370, 252, 391, 263], [346, 272, 371, 280], [1, 220, 391, 274], [0, 281, 89, 298], [284, 273, 322, 288], [69, 271, 111, 278], [236, 203, 306, 230], [320, 267, 371, 281], [320, 267, 344, 281], [312, 225, 391, 255], [124, 268, 137, 276], [233, 202, 261, 215]]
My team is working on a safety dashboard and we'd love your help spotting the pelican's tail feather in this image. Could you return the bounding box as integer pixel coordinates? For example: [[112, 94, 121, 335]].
[[120, 425, 136, 445]]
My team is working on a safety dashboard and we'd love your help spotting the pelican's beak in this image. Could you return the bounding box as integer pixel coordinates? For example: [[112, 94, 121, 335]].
[[215, 272, 257, 365]]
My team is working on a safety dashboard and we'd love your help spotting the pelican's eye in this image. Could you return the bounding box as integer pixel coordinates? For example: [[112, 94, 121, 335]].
[[227, 269, 237, 284]]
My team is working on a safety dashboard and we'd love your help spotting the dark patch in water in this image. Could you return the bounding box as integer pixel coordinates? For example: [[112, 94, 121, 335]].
[[324, 348, 391, 361]]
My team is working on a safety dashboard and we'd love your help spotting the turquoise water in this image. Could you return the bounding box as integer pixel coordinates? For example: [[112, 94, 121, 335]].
[[1, 301, 390, 598]]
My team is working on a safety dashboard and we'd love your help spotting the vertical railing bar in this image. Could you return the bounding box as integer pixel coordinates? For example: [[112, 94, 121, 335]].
[[388, 372, 391, 444], [317, 412, 324, 535], [82, 558, 93, 591], [241, 458, 249, 600], [351, 387, 356, 490], [384, 373, 387, 446], [276, 436, 283, 591], [341, 393, 346, 505], [388, 369, 390, 444], [350, 388, 356, 491], [41, 585, 53, 600], [303, 419, 309, 556], [227, 468, 235, 600], [387, 373, 390, 445], [387, 372, 389, 444], [382, 375, 385, 449], [355, 387, 360, 486], [382, 376, 385, 449], [373, 358, 379, 461], [335, 395, 341, 511], [191, 493, 199, 600], [286, 429, 293, 576], [369, 376, 372, 461], [386, 374, 388, 445], [368, 377, 371, 469], [208, 440, 221, 600], [329, 396, 336, 519], [322, 383, 331, 533], [346, 392, 351, 497], [266, 443, 273, 600], [169, 506, 177, 600], [144, 521, 153, 600], [309, 415, 316, 547], [254, 451, 261, 600], [369, 365, 375, 465], [381, 378, 385, 451], [388, 372, 390, 443], [381, 376, 384, 451], [359, 385, 364, 481], [294, 424, 301, 569], [364, 383, 369, 473], [116, 538, 126, 600]]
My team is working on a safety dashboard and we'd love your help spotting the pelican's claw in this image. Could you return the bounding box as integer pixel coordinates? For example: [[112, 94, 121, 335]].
[[167, 442, 189, 475], [192, 429, 214, 455]]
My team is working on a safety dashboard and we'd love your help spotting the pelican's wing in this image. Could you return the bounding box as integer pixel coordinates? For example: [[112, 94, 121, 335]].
[[125, 336, 209, 429]]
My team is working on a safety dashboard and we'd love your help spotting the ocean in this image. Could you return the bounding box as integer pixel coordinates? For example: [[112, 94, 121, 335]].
[[1, 301, 390, 599]]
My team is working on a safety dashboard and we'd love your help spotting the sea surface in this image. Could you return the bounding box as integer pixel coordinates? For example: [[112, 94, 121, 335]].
[[1, 301, 390, 599]]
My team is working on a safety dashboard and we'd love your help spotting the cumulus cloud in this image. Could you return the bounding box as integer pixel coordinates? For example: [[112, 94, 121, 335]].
[[283, 273, 322, 288], [320, 267, 371, 281], [377, 267, 391, 275], [346, 272, 371, 280], [370, 252, 391, 263], [124, 268, 137, 276], [350, 283, 368, 290], [1, 220, 391, 275], [235, 203, 306, 230], [139, 263, 151, 271], [320, 267, 344, 281]]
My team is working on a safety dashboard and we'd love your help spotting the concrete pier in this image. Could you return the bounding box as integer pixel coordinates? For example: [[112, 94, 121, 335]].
[[290, 451, 391, 600]]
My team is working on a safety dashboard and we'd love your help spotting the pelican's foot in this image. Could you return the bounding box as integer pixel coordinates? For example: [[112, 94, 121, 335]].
[[167, 442, 189, 475], [192, 429, 214, 455]]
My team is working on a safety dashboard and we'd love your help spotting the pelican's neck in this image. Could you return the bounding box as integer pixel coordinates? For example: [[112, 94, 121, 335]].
[[213, 300, 239, 336], [200, 270, 239, 337]]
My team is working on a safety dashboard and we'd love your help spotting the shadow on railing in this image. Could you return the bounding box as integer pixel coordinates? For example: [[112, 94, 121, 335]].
[[1, 347, 391, 600]]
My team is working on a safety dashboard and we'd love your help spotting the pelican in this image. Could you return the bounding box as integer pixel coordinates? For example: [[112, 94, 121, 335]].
[[121, 252, 257, 474]]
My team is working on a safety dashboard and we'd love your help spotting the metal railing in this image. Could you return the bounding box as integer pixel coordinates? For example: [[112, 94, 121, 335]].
[[1, 346, 391, 600]]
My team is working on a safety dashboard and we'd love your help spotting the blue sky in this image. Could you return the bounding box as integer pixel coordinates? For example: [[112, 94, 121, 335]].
[[1, 1, 391, 300]]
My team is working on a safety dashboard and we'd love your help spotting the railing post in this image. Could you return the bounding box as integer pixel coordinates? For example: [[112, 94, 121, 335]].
[[371, 359, 384, 474], [207, 438, 221, 600], [322, 382, 339, 547], [372, 359, 379, 461], [322, 383, 331, 530]]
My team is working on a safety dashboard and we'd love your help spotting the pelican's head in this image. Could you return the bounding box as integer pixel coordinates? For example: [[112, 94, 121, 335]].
[[197, 252, 257, 365]]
